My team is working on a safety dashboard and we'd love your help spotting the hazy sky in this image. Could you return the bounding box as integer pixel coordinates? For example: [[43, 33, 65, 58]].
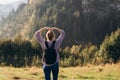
[[0, 0, 27, 4]]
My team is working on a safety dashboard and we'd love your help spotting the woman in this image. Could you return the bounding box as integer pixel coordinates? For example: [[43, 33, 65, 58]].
[[35, 27, 65, 80]]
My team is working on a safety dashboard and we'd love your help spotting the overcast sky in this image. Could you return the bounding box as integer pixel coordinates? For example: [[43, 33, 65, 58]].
[[0, 0, 27, 4]]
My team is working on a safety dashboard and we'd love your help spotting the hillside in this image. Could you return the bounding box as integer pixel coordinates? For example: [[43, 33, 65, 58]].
[[0, 0, 120, 46], [0, 64, 120, 80]]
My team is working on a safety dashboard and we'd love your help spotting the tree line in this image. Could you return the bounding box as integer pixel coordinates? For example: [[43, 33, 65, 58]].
[[0, 28, 120, 67]]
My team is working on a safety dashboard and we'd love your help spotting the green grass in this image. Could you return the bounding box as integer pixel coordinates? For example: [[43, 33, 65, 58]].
[[0, 63, 120, 80]]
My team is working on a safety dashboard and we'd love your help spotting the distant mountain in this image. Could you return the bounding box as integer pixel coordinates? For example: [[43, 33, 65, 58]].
[[0, 0, 28, 21], [0, 4, 13, 20]]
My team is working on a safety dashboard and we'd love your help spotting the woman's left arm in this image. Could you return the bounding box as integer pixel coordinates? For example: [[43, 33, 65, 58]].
[[35, 27, 49, 50]]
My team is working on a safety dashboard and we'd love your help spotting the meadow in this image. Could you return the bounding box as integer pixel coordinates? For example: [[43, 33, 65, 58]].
[[0, 63, 120, 80]]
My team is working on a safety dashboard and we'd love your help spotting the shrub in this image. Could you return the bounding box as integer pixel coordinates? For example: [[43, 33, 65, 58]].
[[95, 28, 120, 64], [0, 35, 42, 67]]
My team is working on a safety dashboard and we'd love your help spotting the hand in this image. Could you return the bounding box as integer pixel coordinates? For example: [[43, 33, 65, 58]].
[[36, 27, 50, 34], [44, 27, 50, 30], [49, 27, 54, 31], [51, 27, 57, 29], [51, 27, 61, 32]]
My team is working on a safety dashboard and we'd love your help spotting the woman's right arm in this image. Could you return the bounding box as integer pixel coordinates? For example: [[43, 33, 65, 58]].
[[51, 27, 65, 49]]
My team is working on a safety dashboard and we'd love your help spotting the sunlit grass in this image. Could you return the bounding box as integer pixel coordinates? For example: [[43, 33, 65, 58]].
[[0, 63, 120, 80]]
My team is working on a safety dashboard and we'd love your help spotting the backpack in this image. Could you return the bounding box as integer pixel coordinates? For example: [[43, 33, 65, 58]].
[[44, 40, 57, 65]]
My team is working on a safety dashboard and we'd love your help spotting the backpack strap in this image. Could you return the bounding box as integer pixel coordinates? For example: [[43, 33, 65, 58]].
[[51, 40, 56, 48], [45, 40, 56, 48], [45, 41, 49, 48]]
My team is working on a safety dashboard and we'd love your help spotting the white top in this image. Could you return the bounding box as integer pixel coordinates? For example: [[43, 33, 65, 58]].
[[36, 30, 65, 66]]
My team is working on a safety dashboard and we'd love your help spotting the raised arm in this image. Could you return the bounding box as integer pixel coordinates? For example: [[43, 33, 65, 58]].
[[35, 27, 50, 50], [51, 27, 65, 49]]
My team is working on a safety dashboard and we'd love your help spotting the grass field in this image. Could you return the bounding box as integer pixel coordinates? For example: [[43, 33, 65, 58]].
[[0, 63, 120, 80]]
